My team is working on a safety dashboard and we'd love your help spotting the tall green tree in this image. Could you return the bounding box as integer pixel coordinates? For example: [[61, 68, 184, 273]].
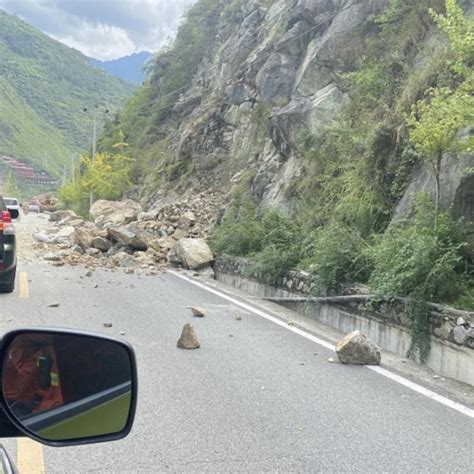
[[59, 150, 132, 215], [407, 0, 474, 227]]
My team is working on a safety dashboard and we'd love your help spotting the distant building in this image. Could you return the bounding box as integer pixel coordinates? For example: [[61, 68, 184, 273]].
[[0, 154, 58, 186]]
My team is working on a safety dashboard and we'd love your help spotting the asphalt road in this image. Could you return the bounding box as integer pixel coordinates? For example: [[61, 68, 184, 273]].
[[1, 214, 473, 473]]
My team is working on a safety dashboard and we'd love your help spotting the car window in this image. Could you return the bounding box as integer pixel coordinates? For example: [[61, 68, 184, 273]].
[[3, 199, 18, 206]]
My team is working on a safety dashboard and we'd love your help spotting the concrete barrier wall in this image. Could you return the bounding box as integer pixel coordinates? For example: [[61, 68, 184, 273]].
[[215, 268, 474, 386]]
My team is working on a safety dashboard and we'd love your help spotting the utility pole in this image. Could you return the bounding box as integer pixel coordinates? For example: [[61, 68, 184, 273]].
[[83, 105, 108, 211], [90, 107, 97, 209], [62, 164, 67, 186], [71, 154, 76, 186]]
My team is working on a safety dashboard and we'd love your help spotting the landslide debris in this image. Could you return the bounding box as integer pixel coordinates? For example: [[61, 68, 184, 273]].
[[31, 194, 222, 274]]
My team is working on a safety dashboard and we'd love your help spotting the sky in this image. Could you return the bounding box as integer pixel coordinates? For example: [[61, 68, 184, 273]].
[[0, 0, 197, 60]]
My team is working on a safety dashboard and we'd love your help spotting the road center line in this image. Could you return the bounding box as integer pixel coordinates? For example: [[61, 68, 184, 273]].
[[19, 272, 29, 298], [169, 270, 474, 419], [17, 438, 45, 474]]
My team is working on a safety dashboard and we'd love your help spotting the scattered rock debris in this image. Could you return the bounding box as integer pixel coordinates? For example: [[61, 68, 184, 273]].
[[29, 196, 222, 276]]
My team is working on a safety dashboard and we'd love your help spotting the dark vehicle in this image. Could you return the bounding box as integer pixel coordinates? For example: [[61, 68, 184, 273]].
[[0, 196, 18, 293], [0, 328, 137, 472]]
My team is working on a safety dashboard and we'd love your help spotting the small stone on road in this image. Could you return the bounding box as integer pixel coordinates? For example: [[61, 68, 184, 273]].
[[189, 306, 206, 317], [177, 323, 200, 349]]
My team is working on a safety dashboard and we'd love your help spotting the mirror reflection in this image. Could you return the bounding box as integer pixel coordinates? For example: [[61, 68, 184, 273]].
[[2, 333, 133, 441]]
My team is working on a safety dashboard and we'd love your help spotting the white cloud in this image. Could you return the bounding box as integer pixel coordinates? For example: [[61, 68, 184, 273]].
[[0, 0, 197, 59], [52, 23, 136, 60]]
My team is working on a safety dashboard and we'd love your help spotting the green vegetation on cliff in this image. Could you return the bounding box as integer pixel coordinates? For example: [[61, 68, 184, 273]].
[[99, 0, 223, 185], [0, 9, 134, 175], [97, 0, 472, 361], [212, 0, 473, 361]]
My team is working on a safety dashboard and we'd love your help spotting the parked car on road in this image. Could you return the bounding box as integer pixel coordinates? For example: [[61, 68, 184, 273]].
[[0, 196, 18, 292], [3, 197, 21, 220], [28, 199, 41, 213]]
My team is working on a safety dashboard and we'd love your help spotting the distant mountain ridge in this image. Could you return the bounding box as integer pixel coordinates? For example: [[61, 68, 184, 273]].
[[89, 52, 152, 85], [0, 9, 134, 176]]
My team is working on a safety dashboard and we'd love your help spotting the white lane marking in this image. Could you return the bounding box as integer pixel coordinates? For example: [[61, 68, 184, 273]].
[[169, 270, 474, 419], [367, 366, 474, 418], [169, 271, 334, 350]]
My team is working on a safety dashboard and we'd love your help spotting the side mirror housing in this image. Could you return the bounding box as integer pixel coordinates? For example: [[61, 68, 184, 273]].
[[6, 209, 19, 219], [0, 328, 137, 446]]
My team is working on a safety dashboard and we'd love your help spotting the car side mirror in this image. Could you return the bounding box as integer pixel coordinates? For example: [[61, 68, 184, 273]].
[[0, 329, 137, 446], [6, 209, 19, 219]]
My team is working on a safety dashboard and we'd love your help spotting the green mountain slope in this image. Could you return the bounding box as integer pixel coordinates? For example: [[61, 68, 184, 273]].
[[0, 9, 134, 175], [0, 77, 71, 174]]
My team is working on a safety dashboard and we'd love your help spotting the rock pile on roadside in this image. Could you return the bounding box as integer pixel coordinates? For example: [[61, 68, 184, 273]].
[[32, 193, 223, 273]]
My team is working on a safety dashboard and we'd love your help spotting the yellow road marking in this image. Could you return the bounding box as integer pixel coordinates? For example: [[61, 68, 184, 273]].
[[17, 438, 45, 474], [19, 272, 29, 298]]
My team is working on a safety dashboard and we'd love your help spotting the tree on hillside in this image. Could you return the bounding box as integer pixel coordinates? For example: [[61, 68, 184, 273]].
[[81, 152, 132, 201], [407, 0, 473, 228], [59, 149, 132, 216]]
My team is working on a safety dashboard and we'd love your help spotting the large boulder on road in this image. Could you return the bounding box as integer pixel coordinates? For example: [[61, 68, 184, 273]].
[[53, 226, 75, 244], [90, 199, 142, 228], [107, 226, 147, 251], [106, 251, 135, 268], [172, 238, 214, 270], [335, 330, 381, 365], [49, 210, 77, 223], [72, 227, 95, 250], [149, 236, 175, 252], [91, 236, 112, 252], [177, 323, 200, 349]]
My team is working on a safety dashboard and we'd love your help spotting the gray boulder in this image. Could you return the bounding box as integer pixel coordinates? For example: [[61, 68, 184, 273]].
[[133, 252, 157, 267], [32, 232, 53, 243], [149, 236, 176, 252], [172, 238, 214, 270], [91, 236, 112, 252], [90, 199, 142, 229], [453, 325, 474, 346], [49, 210, 77, 223], [335, 330, 381, 365], [107, 226, 147, 251], [72, 227, 95, 250], [107, 251, 135, 268], [53, 226, 75, 242]]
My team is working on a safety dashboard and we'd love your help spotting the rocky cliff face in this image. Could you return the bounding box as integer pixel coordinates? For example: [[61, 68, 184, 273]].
[[143, 1, 386, 211], [132, 0, 471, 233]]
